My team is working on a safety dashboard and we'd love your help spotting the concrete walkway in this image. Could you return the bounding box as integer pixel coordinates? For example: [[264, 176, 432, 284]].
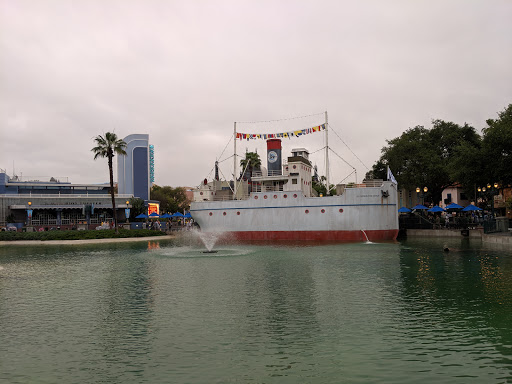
[[406, 228, 512, 246], [0, 234, 176, 246]]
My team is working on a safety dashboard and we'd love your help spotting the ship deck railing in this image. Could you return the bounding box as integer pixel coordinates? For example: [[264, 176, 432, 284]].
[[251, 170, 287, 177], [251, 185, 284, 193]]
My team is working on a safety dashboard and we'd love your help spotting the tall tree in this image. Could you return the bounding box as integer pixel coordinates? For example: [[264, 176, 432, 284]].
[[92, 132, 127, 233], [364, 159, 387, 180], [150, 185, 190, 214], [482, 104, 512, 186], [240, 151, 261, 180], [129, 197, 146, 219], [373, 120, 480, 204]]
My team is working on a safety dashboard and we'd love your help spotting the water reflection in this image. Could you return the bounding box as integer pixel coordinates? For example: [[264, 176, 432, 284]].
[[92, 250, 156, 381], [245, 249, 320, 359], [398, 239, 512, 380], [147, 241, 161, 250], [1, 240, 512, 383]]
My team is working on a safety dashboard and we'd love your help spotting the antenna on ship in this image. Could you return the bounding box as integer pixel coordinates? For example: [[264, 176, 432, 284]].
[[233, 121, 237, 200], [325, 111, 330, 195]]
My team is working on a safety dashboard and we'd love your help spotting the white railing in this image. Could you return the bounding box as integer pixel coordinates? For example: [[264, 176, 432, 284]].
[[363, 179, 384, 187], [209, 194, 250, 201], [7, 175, 70, 183], [252, 185, 284, 193], [252, 170, 286, 177], [0, 194, 133, 199]]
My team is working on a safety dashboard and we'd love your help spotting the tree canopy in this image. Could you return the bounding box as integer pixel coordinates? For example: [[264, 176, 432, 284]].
[[482, 104, 512, 185], [240, 151, 261, 179], [150, 185, 190, 214], [129, 197, 146, 218], [367, 104, 512, 204]]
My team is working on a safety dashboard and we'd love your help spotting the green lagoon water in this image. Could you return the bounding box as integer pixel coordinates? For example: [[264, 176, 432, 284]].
[[0, 237, 511, 383]]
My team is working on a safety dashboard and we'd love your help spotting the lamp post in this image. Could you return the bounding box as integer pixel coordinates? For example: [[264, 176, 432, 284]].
[[416, 186, 428, 205], [125, 201, 131, 223], [490, 183, 499, 218], [27, 201, 32, 227], [478, 183, 499, 218]]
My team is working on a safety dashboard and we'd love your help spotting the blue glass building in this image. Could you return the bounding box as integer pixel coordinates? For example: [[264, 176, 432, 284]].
[[117, 134, 152, 201]]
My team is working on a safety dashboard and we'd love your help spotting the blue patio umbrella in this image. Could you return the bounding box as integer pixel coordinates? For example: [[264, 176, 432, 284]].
[[428, 206, 445, 213], [412, 204, 428, 210], [398, 207, 412, 213], [135, 214, 148, 219], [148, 212, 160, 218], [445, 203, 463, 210], [160, 213, 172, 218], [171, 212, 185, 218], [462, 204, 482, 212], [184, 212, 192, 218]]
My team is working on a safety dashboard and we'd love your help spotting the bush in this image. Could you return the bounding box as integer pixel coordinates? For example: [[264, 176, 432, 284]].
[[0, 229, 167, 242]]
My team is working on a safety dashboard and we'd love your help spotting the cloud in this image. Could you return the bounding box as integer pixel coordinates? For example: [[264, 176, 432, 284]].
[[1, 0, 511, 186]]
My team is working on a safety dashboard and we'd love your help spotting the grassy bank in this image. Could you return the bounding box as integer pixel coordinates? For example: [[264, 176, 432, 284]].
[[0, 229, 167, 242]]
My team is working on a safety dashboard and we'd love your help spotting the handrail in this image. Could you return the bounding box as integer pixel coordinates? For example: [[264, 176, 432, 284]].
[[0, 194, 134, 199], [252, 170, 285, 177]]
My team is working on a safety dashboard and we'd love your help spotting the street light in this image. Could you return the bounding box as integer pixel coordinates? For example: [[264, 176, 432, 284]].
[[27, 201, 32, 226], [478, 182, 499, 218], [416, 187, 428, 205], [125, 200, 131, 223]]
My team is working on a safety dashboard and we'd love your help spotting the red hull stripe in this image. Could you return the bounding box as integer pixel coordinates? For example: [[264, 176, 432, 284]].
[[217, 229, 398, 242]]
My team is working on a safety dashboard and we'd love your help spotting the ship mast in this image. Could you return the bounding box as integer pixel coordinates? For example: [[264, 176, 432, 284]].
[[325, 111, 330, 195], [233, 121, 237, 200]]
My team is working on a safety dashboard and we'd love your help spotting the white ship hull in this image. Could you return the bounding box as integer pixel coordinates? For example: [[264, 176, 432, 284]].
[[190, 181, 399, 242]]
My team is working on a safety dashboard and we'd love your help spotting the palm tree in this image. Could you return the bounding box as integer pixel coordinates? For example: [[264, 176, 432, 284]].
[[92, 132, 127, 233], [240, 151, 261, 180]]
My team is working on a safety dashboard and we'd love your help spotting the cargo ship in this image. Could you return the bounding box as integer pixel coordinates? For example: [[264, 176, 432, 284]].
[[190, 114, 399, 242]]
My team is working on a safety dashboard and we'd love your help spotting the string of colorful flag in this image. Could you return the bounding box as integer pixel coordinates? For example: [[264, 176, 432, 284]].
[[235, 124, 326, 141]]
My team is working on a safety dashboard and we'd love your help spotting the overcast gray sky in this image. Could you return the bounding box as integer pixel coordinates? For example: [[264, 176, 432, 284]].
[[1, 0, 511, 187]]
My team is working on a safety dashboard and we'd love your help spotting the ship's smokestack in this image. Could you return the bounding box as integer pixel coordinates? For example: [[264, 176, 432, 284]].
[[266, 139, 282, 175]]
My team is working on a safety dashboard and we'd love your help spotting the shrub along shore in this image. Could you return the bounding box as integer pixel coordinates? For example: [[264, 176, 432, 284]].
[[0, 229, 168, 242]]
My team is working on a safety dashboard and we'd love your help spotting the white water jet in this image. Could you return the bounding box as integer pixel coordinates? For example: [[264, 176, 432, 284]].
[[191, 228, 222, 252], [361, 230, 374, 244]]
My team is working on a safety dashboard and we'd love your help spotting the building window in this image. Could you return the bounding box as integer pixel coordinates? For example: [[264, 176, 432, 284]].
[[292, 179, 297, 184]]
